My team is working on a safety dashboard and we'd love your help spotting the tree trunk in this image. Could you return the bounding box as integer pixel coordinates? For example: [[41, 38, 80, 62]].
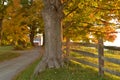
[[0, 18, 3, 44], [33, 0, 64, 75], [42, 32, 45, 46], [29, 25, 36, 46], [30, 33, 34, 46]]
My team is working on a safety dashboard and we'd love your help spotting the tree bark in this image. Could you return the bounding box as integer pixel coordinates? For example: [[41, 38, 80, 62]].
[[42, 32, 45, 46], [30, 33, 34, 46], [33, 0, 64, 75], [29, 25, 36, 46], [0, 18, 3, 44]]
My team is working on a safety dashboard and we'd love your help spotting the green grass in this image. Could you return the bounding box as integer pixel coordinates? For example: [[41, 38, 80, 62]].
[[0, 46, 20, 62], [14, 59, 120, 80], [14, 46, 120, 80], [13, 58, 40, 80], [71, 46, 120, 72], [0, 46, 13, 53], [34, 62, 120, 80]]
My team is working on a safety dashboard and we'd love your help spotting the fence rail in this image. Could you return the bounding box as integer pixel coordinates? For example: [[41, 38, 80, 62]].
[[71, 49, 98, 58], [71, 57, 98, 68], [69, 42, 97, 48], [64, 42, 120, 77], [102, 67, 120, 77], [101, 57, 120, 65], [104, 46, 120, 51]]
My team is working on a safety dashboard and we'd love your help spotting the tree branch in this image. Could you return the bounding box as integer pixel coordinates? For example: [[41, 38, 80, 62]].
[[63, 20, 75, 29], [64, 6, 79, 18], [62, 0, 72, 8]]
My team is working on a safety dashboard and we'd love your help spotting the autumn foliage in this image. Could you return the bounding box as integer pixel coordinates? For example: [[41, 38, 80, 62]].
[[0, 0, 119, 46]]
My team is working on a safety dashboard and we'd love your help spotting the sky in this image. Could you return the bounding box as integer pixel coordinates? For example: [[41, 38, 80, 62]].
[[104, 29, 120, 47]]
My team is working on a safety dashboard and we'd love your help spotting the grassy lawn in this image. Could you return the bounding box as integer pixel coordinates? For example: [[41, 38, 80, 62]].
[[14, 59, 120, 80], [13, 58, 40, 80], [0, 46, 20, 62], [71, 46, 120, 72], [14, 46, 120, 80]]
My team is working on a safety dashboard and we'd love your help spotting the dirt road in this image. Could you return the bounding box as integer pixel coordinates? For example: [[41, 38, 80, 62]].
[[0, 47, 40, 80]]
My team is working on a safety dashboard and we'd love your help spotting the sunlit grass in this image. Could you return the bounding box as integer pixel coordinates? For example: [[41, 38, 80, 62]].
[[14, 46, 120, 80], [0, 46, 20, 62], [14, 59, 120, 80], [70, 46, 120, 78]]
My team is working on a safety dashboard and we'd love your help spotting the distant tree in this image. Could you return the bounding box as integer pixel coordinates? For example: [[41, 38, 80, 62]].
[[63, 0, 119, 43], [2, 14, 30, 47], [20, 0, 43, 46], [2, 0, 44, 46], [0, 0, 12, 44]]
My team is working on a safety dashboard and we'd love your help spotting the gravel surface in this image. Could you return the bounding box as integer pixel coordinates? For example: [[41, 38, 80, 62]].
[[0, 47, 40, 80]]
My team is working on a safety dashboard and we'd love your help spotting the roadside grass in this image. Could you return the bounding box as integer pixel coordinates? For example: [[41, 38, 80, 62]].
[[34, 62, 120, 80], [0, 46, 20, 62], [70, 46, 120, 78], [0, 46, 13, 53], [14, 46, 120, 80], [70, 51, 120, 72], [13, 58, 40, 80], [14, 58, 120, 80]]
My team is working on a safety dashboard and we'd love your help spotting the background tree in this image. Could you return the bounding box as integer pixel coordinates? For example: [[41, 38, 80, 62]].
[[63, 0, 119, 43], [1, 0, 44, 47], [20, 0, 43, 46], [2, 9, 30, 47], [0, 0, 12, 44]]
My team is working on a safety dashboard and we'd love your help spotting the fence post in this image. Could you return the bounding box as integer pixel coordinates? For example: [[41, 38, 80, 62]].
[[98, 38, 104, 76], [66, 37, 70, 57]]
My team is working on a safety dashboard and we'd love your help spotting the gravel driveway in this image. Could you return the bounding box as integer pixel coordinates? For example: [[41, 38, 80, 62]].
[[0, 47, 41, 80]]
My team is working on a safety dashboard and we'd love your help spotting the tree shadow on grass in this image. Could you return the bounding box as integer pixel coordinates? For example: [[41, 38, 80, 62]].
[[14, 58, 120, 80], [36, 61, 120, 80]]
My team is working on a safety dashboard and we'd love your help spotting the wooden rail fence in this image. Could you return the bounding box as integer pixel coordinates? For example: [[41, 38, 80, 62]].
[[63, 41, 120, 77]]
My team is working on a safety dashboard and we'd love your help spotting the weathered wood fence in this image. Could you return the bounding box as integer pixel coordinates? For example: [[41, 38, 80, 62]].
[[64, 41, 120, 77]]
